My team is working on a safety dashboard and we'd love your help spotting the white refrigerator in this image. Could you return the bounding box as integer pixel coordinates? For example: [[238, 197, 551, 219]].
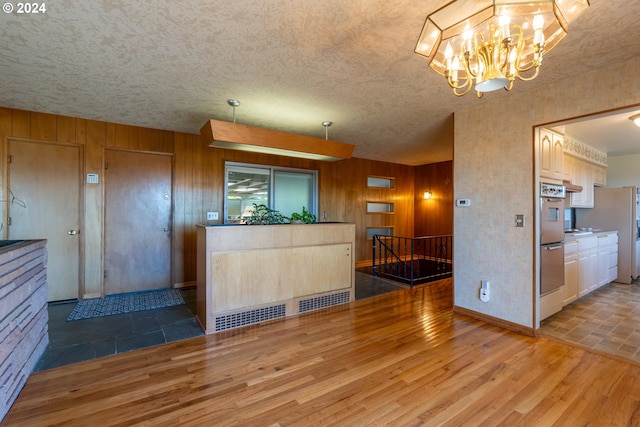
[[576, 186, 640, 284]]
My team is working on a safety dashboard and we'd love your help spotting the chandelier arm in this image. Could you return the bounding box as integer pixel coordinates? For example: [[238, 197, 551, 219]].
[[453, 83, 473, 97], [445, 69, 473, 92], [503, 79, 514, 92], [514, 65, 541, 82]]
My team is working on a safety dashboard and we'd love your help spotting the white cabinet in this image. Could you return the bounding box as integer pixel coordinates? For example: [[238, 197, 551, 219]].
[[539, 128, 564, 181], [577, 236, 598, 298], [564, 241, 578, 305], [568, 232, 618, 304], [568, 156, 595, 208], [606, 233, 618, 283], [597, 235, 610, 287], [593, 163, 607, 187]]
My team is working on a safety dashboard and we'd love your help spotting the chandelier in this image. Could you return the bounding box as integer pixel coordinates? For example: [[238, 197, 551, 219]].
[[414, 0, 589, 97]]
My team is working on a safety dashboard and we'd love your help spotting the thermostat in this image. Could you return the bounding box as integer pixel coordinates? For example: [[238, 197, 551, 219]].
[[456, 198, 471, 207]]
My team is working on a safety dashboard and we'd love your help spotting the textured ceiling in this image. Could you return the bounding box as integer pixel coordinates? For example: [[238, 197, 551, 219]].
[[0, 1, 639, 165]]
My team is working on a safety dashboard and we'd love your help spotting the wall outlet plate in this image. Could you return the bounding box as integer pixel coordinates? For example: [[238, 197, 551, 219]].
[[456, 198, 471, 207], [480, 288, 490, 302]]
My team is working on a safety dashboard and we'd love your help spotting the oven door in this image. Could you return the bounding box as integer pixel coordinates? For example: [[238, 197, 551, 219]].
[[540, 197, 565, 245], [541, 243, 564, 295]]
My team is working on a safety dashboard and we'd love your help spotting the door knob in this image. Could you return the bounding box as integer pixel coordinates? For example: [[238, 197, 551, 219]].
[[68, 230, 79, 235], [163, 227, 171, 232]]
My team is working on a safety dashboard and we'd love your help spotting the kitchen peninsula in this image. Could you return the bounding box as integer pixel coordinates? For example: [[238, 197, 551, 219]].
[[195, 223, 355, 334]]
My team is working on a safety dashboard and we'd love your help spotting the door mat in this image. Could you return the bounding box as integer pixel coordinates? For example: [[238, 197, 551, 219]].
[[66, 289, 185, 321]]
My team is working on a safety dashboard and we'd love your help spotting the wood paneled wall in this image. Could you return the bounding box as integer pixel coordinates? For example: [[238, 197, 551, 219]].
[[0, 107, 448, 296], [414, 161, 453, 237]]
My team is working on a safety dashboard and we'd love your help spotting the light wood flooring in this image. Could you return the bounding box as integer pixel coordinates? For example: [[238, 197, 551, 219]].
[[4, 278, 640, 426]]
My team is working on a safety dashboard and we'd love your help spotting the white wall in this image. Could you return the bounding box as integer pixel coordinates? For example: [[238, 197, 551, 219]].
[[607, 154, 640, 188], [453, 56, 640, 330]]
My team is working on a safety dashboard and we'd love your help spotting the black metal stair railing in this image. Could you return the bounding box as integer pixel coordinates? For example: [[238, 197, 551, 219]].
[[372, 234, 453, 287]]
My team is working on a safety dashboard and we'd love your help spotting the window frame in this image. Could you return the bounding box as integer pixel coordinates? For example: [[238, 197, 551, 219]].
[[224, 161, 318, 224]]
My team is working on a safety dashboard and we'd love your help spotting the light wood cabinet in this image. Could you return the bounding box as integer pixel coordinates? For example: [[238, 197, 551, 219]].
[[568, 156, 595, 208], [563, 241, 578, 305], [196, 223, 356, 334], [539, 128, 564, 181]]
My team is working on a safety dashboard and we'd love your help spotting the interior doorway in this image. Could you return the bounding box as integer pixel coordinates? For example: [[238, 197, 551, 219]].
[[104, 149, 173, 295], [7, 139, 81, 301]]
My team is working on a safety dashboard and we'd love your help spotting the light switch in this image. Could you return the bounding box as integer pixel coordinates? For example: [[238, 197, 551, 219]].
[[207, 212, 219, 221], [515, 214, 525, 227]]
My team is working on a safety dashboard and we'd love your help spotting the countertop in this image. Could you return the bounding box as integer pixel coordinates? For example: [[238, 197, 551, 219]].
[[564, 230, 618, 242]]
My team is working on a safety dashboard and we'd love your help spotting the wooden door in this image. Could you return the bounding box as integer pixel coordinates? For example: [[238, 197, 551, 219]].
[[8, 140, 81, 301], [104, 149, 172, 295]]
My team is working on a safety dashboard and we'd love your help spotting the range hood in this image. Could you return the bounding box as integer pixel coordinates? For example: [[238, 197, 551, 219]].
[[201, 119, 355, 162], [563, 180, 583, 193]]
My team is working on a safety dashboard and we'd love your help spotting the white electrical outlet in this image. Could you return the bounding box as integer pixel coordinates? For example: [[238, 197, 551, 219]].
[[480, 281, 490, 302], [207, 212, 219, 221]]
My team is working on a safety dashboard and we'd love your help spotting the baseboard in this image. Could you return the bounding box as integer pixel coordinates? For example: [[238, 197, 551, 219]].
[[82, 292, 101, 300], [173, 281, 196, 289], [453, 305, 535, 337], [355, 260, 372, 268]]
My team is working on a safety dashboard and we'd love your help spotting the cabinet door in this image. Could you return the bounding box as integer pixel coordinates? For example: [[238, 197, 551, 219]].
[[578, 248, 598, 297], [563, 154, 574, 182], [569, 158, 594, 208], [551, 132, 564, 179], [597, 243, 609, 287], [539, 128, 564, 181], [587, 249, 598, 292], [577, 250, 590, 297], [564, 252, 578, 305]]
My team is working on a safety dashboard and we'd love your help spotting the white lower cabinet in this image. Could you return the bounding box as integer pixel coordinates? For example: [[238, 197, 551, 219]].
[[577, 236, 598, 298], [563, 241, 578, 305], [597, 236, 610, 287], [565, 231, 618, 306], [607, 234, 619, 283]]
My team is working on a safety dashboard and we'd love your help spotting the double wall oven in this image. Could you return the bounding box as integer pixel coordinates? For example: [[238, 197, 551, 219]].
[[540, 182, 565, 295]]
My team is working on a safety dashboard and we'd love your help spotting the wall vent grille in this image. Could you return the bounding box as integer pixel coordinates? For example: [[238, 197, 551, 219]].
[[215, 304, 286, 332], [299, 291, 350, 313]]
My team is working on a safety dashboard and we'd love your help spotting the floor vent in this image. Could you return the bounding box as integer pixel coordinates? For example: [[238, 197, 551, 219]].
[[215, 304, 286, 332], [299, 291, 350, 313]]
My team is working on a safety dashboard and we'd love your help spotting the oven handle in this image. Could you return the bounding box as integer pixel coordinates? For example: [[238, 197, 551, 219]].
[[543, 244, 563, 250]]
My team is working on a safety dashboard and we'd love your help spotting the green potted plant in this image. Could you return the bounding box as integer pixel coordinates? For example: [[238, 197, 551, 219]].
[[245, 203, 288, 225], [290, 206, 316, 224]]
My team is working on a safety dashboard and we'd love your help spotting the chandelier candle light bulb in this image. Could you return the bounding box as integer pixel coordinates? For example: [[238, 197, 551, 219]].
[[414, 0, 590, 97]]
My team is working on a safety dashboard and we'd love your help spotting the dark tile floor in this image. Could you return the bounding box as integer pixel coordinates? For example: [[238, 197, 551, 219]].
[[36, 270, 406, 371], [35, 287, 203, 371]]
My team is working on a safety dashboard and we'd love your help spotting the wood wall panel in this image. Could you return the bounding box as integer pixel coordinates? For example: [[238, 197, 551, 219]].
[[30, 112, 57, 141], [0, 107, 445, 294], [75, 118, 86, 145], [319, 157, 415, 262], [56, 115, 77, 143], [83, 120, 105, 297], [414, 161, 453, 236], [0, 108, 11, 137], [11, 110, 30, 138]]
